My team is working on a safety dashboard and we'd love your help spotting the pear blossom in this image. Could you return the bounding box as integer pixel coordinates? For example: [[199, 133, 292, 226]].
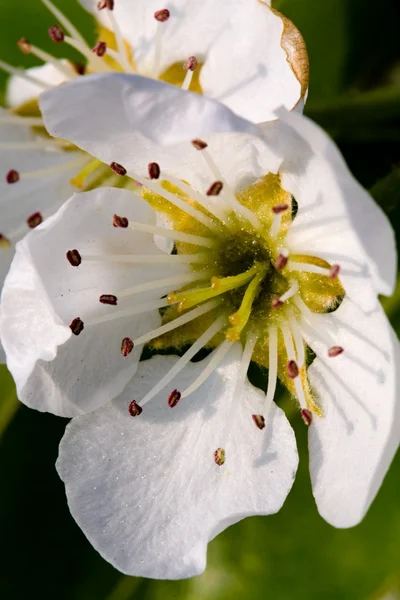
[[0, 0, 308, 307], [1, 73, 399, 578]]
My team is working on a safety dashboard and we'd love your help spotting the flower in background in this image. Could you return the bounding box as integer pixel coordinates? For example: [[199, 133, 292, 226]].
[[0, 0, 308, 297], [1, 74, 398, 578]]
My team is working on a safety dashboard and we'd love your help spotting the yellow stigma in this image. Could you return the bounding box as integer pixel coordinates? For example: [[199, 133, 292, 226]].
[[226, 265, 268, 341]]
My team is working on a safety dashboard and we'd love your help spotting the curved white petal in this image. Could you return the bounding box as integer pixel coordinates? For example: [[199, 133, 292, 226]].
[[6, 62, 69, 107], [271, 109, 396, 305], [0, 187, 180, 417], [79, 0, 303, 121], [39, 73, 280, 191], [300, 298, 400, 527], [57, 346, 298, 579]]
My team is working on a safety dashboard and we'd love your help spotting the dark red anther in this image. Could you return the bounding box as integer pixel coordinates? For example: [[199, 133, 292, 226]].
[[6, 170, 19, 184], [98, 0, 114, 9], [27, 212, 43, 229], [287, 360, 299, 379], [272, 296, 283, 309], [48, 25, 65, 43], [154, 8, 170, 22], [148, 162, 160, 180], [72, 62, 86, 75], [168, 389, 181, 408], [214, 447, 226, 466], [252, 414, 265, 430], [192, 139, 208, 151], [207, 181, 223, 196], [329, 264, 340, 279], [183, 56, 198, 71], [70, 317, 84, 335], [112, 214, 129, 228], [66, 249, 82, 267], [121, 337, 134, 357], [92, 41, 107, 57], [301, 409, 312, 426], [110, 162, 127, 176], [99, 294, 118, 306], [272, 203, 289, 214], [17, 38, 31, 54], [128, 399, 142, 416], [328, 346, 344, 357], [275, 253, 288, 270]]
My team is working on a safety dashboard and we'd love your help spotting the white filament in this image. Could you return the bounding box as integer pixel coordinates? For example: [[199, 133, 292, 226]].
[[288, 261, 331, 276], [118, 271, 207, 298], [86, 298, 169, 327], [20, 155, 88, 180], [106, 9, 135, 73], [270, 212, 283, 240], [128, 220, 215, 248], [181, 340, 234, 398], [0, 115, 44, 126], [80, 252, 208, 265], [181, 69, 194, 91], [287, 315, 305, 368], [279, 279, 299, 303], [0, 59, 50, 89], [41, 0, 88, 48], [264, 325, 278, 416], [64, 36, 112, 73], [165, 174, 229, 223], [281, 321, 307, 409], [28, 45, 77, 79]]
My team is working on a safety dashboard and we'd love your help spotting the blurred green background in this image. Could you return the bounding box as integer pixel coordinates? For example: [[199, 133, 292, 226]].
[[1, 0, 400, 598]]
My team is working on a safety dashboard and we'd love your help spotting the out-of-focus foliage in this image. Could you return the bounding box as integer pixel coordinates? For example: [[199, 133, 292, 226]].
[[0, 0, 399, 599]]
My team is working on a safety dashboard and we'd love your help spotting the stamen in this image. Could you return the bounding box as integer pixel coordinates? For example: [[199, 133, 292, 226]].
[[288, 261, 340, 278], [112, 214, 128, 228], [134, 298, 219, 347], [105, 7, 135, 73], [168, 389, 181, 408], [27, 212, 43, 229], [252, 414, 265, 430], [153, 9, 170, 74], [272, 203, 289, 214], [110, 161, 127, 176], [130, 173, 218, 230], [86, 298, 170, 327], [98, 0, 114, 9], [126, 219, 216, 248], [63, 35, 112, 73], [41, 0, 88, 48], [93, 41, 107, 57], [192, 139, 208, 151], [181, 56, 198, 91], [264, 326, 278, 416], [200, 148, 261, 229], [18, 38, 77, 79], [274, 250, 289, 270], [226, 266, 268, 341], [0, 115, 44, 126], [154, 8, 170, 22], [0, 59, 50, 90], [287, 313, 305, 368], [70, 317, 84, 335], [121, 337, 134, 357], [206, 181, 223, 196], [81, 252, 208, 265], [117, 272, 207, 298], [0, 139, 65, 151], [139, 316, 226, 407], [181, 340, 234, 398], [6, 170, 19, 184], [66, 249, 82, 267], [328, 346, 344, 357], [17, 155, 88, 181], [281, 322, 307, 409], [230, 332, 258, 414], [301, 409, 312, 426], [99, 294, 118, 305], [148, 162, 160, 180], [128, 399, 142, 416], [48, 25, 65, 43], [278, 279, 299, 303], [163, 174, 230, 223], [329, 264, 341, 279], [169, 262, 263, 312], [270, 208, 285, 239], [214, 448, 226, 466]]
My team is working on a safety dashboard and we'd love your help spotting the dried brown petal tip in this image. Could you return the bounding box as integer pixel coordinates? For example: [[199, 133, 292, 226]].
[[192, 139, 208, 151], [93, 41, 107, 57], [70, 317, 84, 335], [329, 264, 340, 279], [272, 296, 283, 309], [128, 400, 142, 416], [275, 253, 288, 270], [206, 181, 223, 196], [99, 294, 118, 306], [287, 359, 299, 379], [27, 212, 43, 229], [252, 414, 265, 430], [17, 38, 31, 54], [154, 8, 170, 22], [148, 162, 160, 180], [66, 249, 82, 267], [98, 0, 114, 9], [110, 162, 127, 176], [272, 203, 289, 214], [214, 447, 225, 466], [48, 25, 65, 43], [6, 169, 19, 184], [113, 214, 129, 228], [301, 408, 312, 426], [328, 345, 344, 357], [0, 234, 11, 249], [168, 389, 181, 408], [121, 337, 134, 357], [183, 56, 198, 71]]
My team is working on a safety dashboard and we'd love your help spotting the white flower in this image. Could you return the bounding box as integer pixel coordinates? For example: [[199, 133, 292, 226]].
[[0, 0, 307, 306], [1, 73, 399, 578]]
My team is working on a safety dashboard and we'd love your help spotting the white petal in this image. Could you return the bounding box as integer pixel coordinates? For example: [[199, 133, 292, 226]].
[[39, 73, 280, 191], [300, 297, 400, 527], [271, 109, 396, 306], [79, 0, 303, 121], [6, 62, 69, 107], [0, 187, 176, 417], [57, 346, 298, 579]]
